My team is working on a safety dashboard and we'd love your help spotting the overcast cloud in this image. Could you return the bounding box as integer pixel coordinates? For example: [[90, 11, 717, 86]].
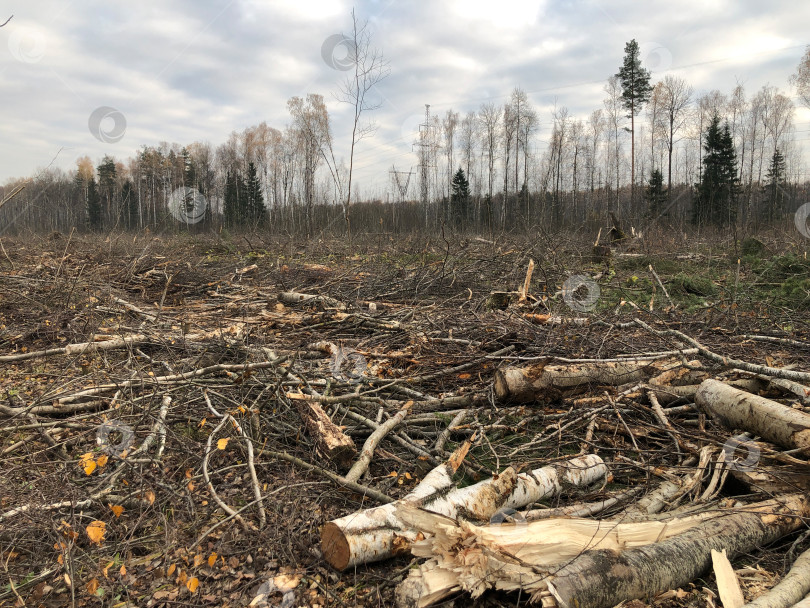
[[1, 0, 808, 194]]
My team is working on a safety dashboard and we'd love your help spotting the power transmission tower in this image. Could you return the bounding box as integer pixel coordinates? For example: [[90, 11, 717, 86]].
[[414, 104, 432, 208], [389, 166, 414, 204]]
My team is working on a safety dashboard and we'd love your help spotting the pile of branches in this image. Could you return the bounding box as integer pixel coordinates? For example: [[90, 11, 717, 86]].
[[0, 234, 808, 608]]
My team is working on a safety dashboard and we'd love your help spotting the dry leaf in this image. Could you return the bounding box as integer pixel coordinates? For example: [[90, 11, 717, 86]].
[[167, 563, 176, 576], [103, 561, 114, 578], [193, 554, 204, 567], [109, 504, 124, 518], [64, 573, 72, 587], [177, 570, 188, 584], [83, 460, 97, 476], [144, 490, 155, 504], [217, 438, 229, 450], [186, 577, 199, 593], [85, 521, 106, 544], [86, 578, 99, 595], [96, 454, 108, 468], [207, 552, 217, 567], [119, 564, 126, 576]]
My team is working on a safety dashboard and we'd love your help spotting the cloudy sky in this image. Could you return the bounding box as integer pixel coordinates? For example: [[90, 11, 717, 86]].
[[1, 0, 809, 195]]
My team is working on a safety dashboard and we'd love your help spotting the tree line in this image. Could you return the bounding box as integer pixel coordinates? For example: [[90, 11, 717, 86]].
[[1, 42, 809, 236]]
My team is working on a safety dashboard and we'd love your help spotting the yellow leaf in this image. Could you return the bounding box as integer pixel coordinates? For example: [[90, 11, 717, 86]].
[[193, 554, 204, 567], [167, 563, 176, 576], [86, 577, 99, 595], [86, 521, 106, 544], [119, 564, 126, 576], [404, 472, 412, 480], [103, 561, 114, 578], [199, 417, 206, 428], [84, 460, 97, 476], [187, 481, 195, 492], [109, 504, 124, 518], [207, 552, 217, 567], [217, 438, 229, 450], [177, 570, 188, 584], [387, 471, 398, 478], [186, 577, 199, 593], [96, 454, 108, 468], [57, 553, 64, 565], [144, 490, 155, 505]]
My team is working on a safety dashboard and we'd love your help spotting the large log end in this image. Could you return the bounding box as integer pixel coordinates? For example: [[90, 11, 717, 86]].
[[321, 522, 351, 570]]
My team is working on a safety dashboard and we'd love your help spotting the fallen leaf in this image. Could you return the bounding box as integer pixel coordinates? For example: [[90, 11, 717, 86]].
[[207, 552, 217, 567], [85, 521, 106, 544], [109, 504, 124, 518], [217, 438, 230, 450], [96, 454, 108, 468], [86, 578, 99, 595], [187, 577, 199, 593], [193, 554, 204, 567], [83, 460, 97, 476], [119, 564, 126, 576]]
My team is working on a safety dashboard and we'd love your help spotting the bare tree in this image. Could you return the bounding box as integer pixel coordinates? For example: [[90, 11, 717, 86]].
[[478, 103, 500, 229], [603, 76, 624, 214], [790, 45, 810, 109], [658, 75, 692, 201], [335, 9, 390, 236], [287, 94, 332, 236], [443, 110, 459, 205]]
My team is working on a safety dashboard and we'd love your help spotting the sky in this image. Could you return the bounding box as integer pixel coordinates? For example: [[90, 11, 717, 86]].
[[1, 0, 809, 196]]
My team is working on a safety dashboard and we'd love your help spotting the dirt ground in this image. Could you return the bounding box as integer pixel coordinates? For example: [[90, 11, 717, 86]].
[[0, 229, 809, 607]]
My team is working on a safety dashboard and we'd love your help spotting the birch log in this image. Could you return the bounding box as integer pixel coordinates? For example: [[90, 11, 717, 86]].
[[742, 546, 810, 608], [494, 357, 682, 402], [695, 379, 810, 453], [322, 454, 607, 570], [395, 494, 810, 608]]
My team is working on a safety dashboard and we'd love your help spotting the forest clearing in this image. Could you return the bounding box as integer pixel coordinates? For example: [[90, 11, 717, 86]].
[[1, 228, 809, 607]]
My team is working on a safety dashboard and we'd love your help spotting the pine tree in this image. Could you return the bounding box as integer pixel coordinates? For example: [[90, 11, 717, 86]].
[[693, 113, 738, 227], [96, 156, 117, 226], [616, 39, 653, 203], [763, 149, 787, 222], [86, 177, 102, 230], [244, 162, 266, 224], [450, 167, 470, 228], [645, 168, 667, 217]]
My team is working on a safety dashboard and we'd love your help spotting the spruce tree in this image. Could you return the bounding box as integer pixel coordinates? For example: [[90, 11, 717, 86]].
[[244, 162, 266, 224], [450, 167, 470, 228], [616, 39, 653, 203], [86, 177, 102, 230], [763, 149, 787, 222], [693, 113, 738, 227], [645, 168, 667, 217], [223, 171, 240, 227]]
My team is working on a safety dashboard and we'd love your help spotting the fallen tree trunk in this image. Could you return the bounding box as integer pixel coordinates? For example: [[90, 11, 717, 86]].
[[742, 546, 810, 608], [322, 454, 607, 570], [394, 494, 810, 608], [292, 397, 356, 469], [494, 357, 682, 403], [696, 379, 810, 453]]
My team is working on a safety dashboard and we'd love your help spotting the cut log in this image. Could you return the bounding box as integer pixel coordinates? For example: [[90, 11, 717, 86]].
[[293, 398, 356, 469], [695, 379, 810, 453], [494, 357, 682, 403], [395, 494, 810, 608], [743, 546, 810, 608], [278, 291, 346, 309], [321, 454, 607, 571]]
